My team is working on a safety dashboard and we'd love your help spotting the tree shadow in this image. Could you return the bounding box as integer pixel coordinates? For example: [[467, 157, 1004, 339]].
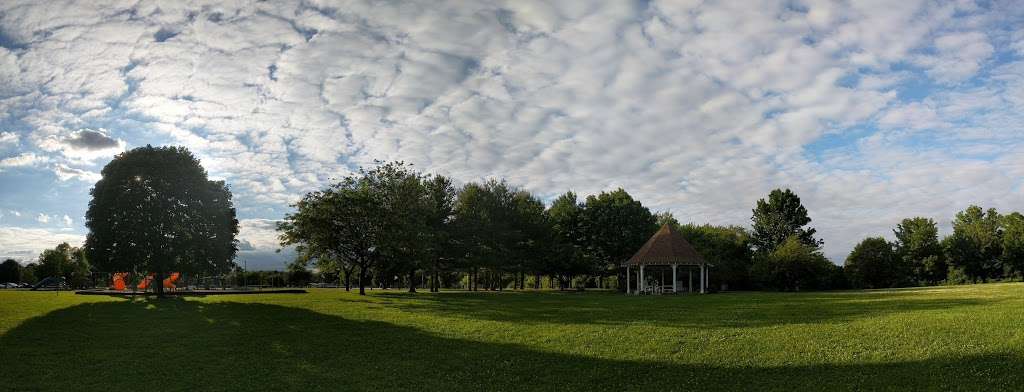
[[1, 299, 1018, 391], [369, 290, 995, 328]]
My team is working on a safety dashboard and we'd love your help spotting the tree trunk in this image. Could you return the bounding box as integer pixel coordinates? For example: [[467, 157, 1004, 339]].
[[432, 268, 439, 292], [534, 274, 541, 289], [343, 266, 353, 291], [154, 271, 165, 297], [408, 269, 416, 293], [358, 265, 367, 295]]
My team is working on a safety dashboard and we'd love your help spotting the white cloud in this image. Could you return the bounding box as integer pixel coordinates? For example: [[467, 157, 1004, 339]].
[[915, 31, 995, 84], [52, 163, 101, 182], [61, 214, 73, 227], [35, 213, 50, 224], [0, 132, 18, 146], [238, 218, 281, 251], [0, 226, 85, 262], [0, 153, 46, 168], [0, 0, 1022, 263]]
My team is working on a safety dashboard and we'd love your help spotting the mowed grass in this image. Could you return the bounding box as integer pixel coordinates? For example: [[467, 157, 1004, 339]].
[[1, 284, 1022, 391]]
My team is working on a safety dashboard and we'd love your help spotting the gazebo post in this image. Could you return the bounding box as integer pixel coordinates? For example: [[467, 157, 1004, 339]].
[[700, 264, 706, 294], [671, 264, 677, 293], [626, 265, 631, 295], [639, 265, 645, 294], [688, 268, 693, 293]]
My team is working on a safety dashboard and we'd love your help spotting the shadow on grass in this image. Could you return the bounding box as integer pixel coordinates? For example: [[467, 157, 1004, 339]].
[[1, 299, 1019, 391], [368, 290, 992, 328]]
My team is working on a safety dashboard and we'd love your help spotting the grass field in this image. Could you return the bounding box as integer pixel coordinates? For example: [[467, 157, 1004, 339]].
[[1, 283, 1022, 391]]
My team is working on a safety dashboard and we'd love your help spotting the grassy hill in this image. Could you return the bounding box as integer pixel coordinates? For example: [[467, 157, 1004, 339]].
[[1, 284, 1022, 391]]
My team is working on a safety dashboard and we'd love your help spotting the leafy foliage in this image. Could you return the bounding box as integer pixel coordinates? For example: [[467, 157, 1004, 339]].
[[945, 206, 1003, 282], [35, 242, 91, 288], [677, 224, 753, 290], [751, 188, 822, 253], [580, 189, 657, 282], [85, 145, 238, 294], [752, 236, 838, 291], [893, 217, 945, 284], [844, 237, 908, 289], [0, 259, 21, 283]]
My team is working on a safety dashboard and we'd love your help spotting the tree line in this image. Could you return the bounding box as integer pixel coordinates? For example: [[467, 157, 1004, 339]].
[[277, 163, 840, 294], [4, 147, 1019, 294], [844, 207, 1024, 289]]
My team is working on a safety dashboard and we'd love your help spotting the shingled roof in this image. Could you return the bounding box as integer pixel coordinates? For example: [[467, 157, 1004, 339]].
[[625, 224, 706, 266]]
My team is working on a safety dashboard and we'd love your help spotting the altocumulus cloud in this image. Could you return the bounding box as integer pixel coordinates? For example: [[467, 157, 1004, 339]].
[[0, 0, 1022, 266]]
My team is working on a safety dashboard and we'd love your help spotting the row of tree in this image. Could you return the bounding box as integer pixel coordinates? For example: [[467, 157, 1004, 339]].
[[278, 162, 841, 294], [845, 207, 1024, 289], [0, 243, 92, 287]]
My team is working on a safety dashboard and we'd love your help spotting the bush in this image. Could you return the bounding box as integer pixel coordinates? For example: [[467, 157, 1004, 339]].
[[752, 236, 837, 291]]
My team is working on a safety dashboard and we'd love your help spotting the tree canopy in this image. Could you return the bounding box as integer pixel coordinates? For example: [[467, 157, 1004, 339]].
[[0, 259, 21, 283], [85, 145, 239, 295], [844, 237, 907, 289], [751, 188, 822, 254]]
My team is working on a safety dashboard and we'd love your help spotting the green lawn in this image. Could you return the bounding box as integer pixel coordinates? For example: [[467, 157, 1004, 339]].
[[1, 284, 1022, 391]]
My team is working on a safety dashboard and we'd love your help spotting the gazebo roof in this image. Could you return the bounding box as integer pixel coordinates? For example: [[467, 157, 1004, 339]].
[[625, 224, 706, 266]]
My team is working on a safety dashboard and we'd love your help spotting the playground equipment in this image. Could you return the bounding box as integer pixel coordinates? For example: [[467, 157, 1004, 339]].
[[111, 272, 128, 290], [109, 272, 181, 291], [136, 272, 181, 290]]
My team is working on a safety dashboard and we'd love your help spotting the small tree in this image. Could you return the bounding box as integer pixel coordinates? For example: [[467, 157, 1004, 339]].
[[845, 237, 907, 289], [752, 236, 835, 291], [0, 259, 21, 283], [751, 188, 822, 254]]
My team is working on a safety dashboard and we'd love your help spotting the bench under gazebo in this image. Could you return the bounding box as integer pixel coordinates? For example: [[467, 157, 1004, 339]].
[[625, 224, 710, 294]]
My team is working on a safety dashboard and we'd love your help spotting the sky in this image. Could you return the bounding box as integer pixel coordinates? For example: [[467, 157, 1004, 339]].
[[1, 0, 1023, 269]]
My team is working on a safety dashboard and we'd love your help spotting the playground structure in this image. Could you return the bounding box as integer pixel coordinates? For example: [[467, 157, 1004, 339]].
[[110, 272, 181, 291], [73, 271, 309, 296]]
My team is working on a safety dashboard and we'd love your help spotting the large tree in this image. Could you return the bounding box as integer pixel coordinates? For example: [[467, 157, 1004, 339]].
[[85, 145, 239, 295], [422, 174, 457, 292], [279, 174, 380, 295], [580, 189, 657, 290], [893, 217, 945, 284], [1001, 212, 1024, 278], [945, 205, 1003, 282], [364, 162, 432, 293], [545, 191, 591, 289], [452, 180, 523, 290], [509, 190, 549, 290], [844, 237, 907, 289], [751, 188, 822, 254]]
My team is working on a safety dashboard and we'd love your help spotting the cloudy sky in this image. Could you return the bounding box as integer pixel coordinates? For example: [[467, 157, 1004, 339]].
[[1, 0, 1023, 268]]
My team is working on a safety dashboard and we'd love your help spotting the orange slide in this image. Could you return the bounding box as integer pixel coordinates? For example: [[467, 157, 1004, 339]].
[[136, 272, 181, 290], [112, 272, 128, 291]]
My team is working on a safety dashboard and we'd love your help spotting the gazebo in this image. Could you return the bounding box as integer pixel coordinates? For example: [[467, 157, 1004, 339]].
[[624, 224, 710, 294]]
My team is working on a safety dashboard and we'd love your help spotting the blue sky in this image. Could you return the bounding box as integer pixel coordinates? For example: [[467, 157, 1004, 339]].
[[1, 0, 1023, 268]]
